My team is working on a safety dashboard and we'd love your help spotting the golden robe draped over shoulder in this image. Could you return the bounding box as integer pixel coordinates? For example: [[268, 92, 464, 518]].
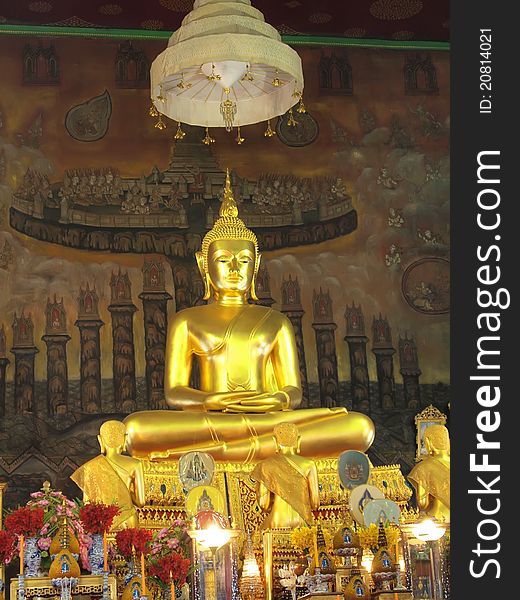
[[71, 455, 136, 529], [251, 454, 314, 525], [408, 457, 450, 508]]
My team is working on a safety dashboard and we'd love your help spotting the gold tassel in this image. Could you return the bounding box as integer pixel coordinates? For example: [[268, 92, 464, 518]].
[[203, 127, 215, 145], [297, 97, 307, 114], [264, 120, 276, 138], [154, 114, 166, 130], [271, 69, 281, 87], [174, 122, 186, 140], [149, 102, 159, 118], [235, 126, 245, 145], [287, 107, 298, 127]]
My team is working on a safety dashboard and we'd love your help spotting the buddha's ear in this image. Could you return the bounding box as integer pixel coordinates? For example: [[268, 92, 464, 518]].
[[195, 250, 211, 300], [97, 434, 105, 455], [195, 250, 205, 276], [250, 252, 262, 301]]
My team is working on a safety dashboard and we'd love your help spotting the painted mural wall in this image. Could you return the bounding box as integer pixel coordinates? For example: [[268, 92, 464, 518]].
[[0, 35, 449, 506]]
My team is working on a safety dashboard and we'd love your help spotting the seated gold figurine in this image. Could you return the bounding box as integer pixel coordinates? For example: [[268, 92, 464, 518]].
[[124, 171, 375, 463], [408, 424, 450, 522], [71, 420, 146, 529]]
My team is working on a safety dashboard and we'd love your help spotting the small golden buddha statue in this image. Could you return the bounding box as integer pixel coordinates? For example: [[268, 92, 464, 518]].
[[252, 423, 319, 530], [124, 171, 375, 463], [71, 421, 146, 529], [408, 424, 450, 523], [252, 423, 319, 600]]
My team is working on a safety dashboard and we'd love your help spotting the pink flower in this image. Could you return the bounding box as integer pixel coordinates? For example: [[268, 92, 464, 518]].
[[158, 528, 168, 539], [50, 516, 58, 523], [30, 492, 44, 498], [38, 500, 50, 507], [37, 537, 52, 551], [40, 524, 50, 535], [167, 539, 179, 549]]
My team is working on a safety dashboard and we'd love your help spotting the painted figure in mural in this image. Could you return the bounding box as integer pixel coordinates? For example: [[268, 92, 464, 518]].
[[124, 171, 375, 462], [408, 424, 450, 522], [71, 420, 145, 529]]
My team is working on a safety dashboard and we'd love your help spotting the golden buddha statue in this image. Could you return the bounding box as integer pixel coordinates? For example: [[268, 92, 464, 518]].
[[71, 421, 146, 529], [124, 171, 375, 463], [252, 423, 319, 529], [408, 424, 450, 522], [252, 423, 319, 600]]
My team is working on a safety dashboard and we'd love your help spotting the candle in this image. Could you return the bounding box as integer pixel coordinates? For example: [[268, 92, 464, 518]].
[[141, 553, 147, 596], [313, 531, 319, 570], [170, 571, 174, 600], [103, 532, 108, 572], [19, 534, 24, 575]]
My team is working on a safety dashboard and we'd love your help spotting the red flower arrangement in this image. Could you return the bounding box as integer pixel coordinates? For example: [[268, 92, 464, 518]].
[[0, 530, 15, 564], [115, 528, 153, 559], [78, 502, 120, 534], [4, 506, 45, 537], [148, 552, 191, 590]]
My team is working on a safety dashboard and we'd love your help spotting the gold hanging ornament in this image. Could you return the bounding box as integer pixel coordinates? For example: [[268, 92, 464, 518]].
[[203, 127, 216, 145], [241, 63, 254, 82], [174, 122, 186, 140], [297, 97, 307, 113], [154, 114, 166, 130], [220, 97, 237, 132], [287, 107, 298, 127], [235, 126, 245, 145], [271, 69, 282, 87], [149, 102, 159, 118], [264, 120, 276, 138], [177, 73, 192, 89], [156, 86, 166, 103], [206, 63, 222, 82]]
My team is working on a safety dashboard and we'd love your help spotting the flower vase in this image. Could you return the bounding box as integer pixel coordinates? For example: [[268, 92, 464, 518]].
[[87, 534, 105, 575], [24, 537, 42, 577]]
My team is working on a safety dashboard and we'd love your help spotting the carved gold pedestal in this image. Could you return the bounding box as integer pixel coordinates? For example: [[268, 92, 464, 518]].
[[136, 460, 412, 537], [10, 574, 118, 599]]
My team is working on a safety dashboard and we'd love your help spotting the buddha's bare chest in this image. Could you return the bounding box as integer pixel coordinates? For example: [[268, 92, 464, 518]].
[[188, 307, 278, 358]]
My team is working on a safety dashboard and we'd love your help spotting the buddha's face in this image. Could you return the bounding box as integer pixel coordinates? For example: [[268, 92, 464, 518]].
[[207, 239, 256, 295]]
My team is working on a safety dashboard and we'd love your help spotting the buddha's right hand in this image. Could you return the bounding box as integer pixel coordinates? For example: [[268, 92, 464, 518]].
[[203, 391, 255, 411]]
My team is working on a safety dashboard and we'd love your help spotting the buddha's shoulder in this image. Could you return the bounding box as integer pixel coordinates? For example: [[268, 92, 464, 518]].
[[250, 304, 291, 326]]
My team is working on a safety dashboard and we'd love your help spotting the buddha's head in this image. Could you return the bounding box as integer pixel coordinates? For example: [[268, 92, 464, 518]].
[[424, 424, 450, 456], [98, 420, 127, 454], [196, 170, 261, 300]]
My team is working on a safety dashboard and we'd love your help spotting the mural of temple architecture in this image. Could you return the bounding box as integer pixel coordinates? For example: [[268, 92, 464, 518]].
[[344, 302, 370, 413], [42, 296, 70, 416], [280, 275, 310, 407], [0, 325, 9, 418], [312, 289, 340, 409], [108, 269, 138, 413], [372, 315, 397, 411], [11, 311, 39, 414], [399, 334, 422, 409], [75, 285, 104, 413], [139, 258, 172, 410]]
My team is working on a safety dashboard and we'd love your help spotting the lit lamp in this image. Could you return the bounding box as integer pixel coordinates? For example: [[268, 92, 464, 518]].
[[150, 0, 304, 141], [188, 512, 240, 600], [411, 519, 446, 543]]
